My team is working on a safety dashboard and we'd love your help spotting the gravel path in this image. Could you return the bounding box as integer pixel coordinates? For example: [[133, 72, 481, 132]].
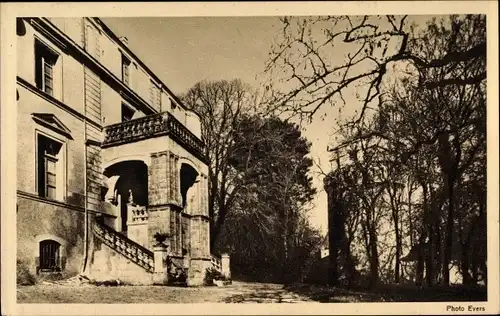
[[17, 281, 314, 304]]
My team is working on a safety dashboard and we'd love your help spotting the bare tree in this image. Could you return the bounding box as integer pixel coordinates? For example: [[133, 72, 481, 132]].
[[265, 15, 485, 127], [181, 79, 258, 249]]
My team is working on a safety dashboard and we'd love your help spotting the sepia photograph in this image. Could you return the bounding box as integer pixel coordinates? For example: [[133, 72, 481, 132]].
[[1, 2, 498, 315]]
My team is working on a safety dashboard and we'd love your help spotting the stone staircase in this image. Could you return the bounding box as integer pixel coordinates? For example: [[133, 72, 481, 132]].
[[91, 221, 229, 286], [92, 221, 154, 273]]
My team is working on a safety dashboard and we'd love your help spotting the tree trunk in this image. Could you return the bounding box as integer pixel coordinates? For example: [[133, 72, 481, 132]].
[[389, 183, 401, 284], [328, 199, 342, 286], [425, 224, 434, 286], [435, 227, 443, 284], [208, 171, 218, 249], [343, 239, 356, 287], [442, 175, 455, 286], [392, 205, 401, 284], [369, 225, 379, 288], [395, 227, 402, 284], [416, 234, 425, 286], [461, 244, 471, 285], [210, 206, 227, 251], [282, 206, 289, 283], [480, 260, 487, 286], [421, 183, 435, 286]]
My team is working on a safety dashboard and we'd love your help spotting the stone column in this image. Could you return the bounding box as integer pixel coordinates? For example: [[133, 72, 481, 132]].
[[169, 153, 180, 205], [117, 194, 125, 232], [221, 253, 231, 280], [202, 175, 209, 216], [153, 244, 169, 285], [187, 172, 211, 286], [196, 177, 201, 215], [148, 151, 172, 248], [149, 151, 170, 206], [104, 175, 120, 204]]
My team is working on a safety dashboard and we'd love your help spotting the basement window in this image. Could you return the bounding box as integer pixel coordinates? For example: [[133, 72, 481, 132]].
[[38, 240, 62, 272]]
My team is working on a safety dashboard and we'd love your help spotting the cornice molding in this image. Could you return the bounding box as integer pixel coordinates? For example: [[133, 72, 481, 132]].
[[92, 18, 192, 113], [30, 19, 69, 53], [190, 214, 210, 221], [17, 190, 116, 218], [28, 17, 157, 116], [17, 76, 102, 130], [31, 113, 74, 140]]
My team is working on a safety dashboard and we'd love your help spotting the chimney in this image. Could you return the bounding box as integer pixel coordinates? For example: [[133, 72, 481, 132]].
[[119, 36, 128, 46]]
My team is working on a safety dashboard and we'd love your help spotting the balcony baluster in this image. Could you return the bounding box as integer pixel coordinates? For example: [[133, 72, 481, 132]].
[[103, 112, 206, 162]]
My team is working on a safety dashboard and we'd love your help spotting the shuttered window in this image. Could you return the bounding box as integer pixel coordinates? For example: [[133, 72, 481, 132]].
[[35, 40, 58, 96], [37, 134, 62, 199]]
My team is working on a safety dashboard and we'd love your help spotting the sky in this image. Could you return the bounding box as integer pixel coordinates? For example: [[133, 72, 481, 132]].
[[100, 16, 358, 234]]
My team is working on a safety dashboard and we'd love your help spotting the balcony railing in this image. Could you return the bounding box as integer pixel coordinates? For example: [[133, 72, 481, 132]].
[[102, 112, 205, 161]]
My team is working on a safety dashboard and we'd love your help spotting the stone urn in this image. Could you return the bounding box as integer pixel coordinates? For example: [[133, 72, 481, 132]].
[[153, 232, 171, 248]]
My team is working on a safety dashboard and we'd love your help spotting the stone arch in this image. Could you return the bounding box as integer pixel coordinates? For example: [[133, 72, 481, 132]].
[[102, 159, 149, 233], [178, 157, 200, 172], [179, 160, 200, 211], [102, 154, 150, 172], [34, 234, 67, 252]]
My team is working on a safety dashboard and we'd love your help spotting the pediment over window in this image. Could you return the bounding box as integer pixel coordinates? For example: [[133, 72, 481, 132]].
[[32, 113, 73, 139]]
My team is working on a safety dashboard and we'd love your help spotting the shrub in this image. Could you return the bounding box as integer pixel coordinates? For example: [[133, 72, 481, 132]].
[[204, 267, 227, 285], [168, 266, 187, 284], [17, 260, 36, 285]]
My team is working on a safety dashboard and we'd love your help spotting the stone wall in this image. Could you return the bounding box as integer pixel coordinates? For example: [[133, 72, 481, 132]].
[[89, 239, 153, 285], [188, 258, 212, 286], [16, 195, 86, 282]]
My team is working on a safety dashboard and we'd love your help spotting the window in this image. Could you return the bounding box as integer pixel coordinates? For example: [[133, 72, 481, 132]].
[[37, 134, 63, 199], [35, 40, 59, 96], [170, 98, 177, 110], [121, 103, 135, 122], [39, 240, 61, 272], [121, 54, 131, 86]]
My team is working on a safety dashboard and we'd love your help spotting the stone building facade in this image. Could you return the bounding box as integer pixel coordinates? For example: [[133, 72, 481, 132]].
[[16, 17, 212, 285]]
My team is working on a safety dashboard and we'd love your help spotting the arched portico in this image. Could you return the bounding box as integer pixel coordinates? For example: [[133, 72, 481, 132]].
[[97, 112, 211, 285], [102, 160, 148, 241]]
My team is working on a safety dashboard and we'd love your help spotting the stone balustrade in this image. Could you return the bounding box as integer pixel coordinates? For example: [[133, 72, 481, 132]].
[[130, 205, 148, 223], [93, 221, 154, 272], [102, 112, 205, 161]]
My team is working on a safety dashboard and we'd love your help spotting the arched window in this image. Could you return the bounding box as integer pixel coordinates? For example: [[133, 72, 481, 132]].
[[39, 240, 61, 272]]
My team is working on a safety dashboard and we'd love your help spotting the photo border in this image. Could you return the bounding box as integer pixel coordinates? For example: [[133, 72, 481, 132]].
[[1, 1, 498, 315]]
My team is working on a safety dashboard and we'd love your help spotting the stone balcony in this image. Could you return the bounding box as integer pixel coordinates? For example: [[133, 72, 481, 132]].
[[102, 112, 205, 162]]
